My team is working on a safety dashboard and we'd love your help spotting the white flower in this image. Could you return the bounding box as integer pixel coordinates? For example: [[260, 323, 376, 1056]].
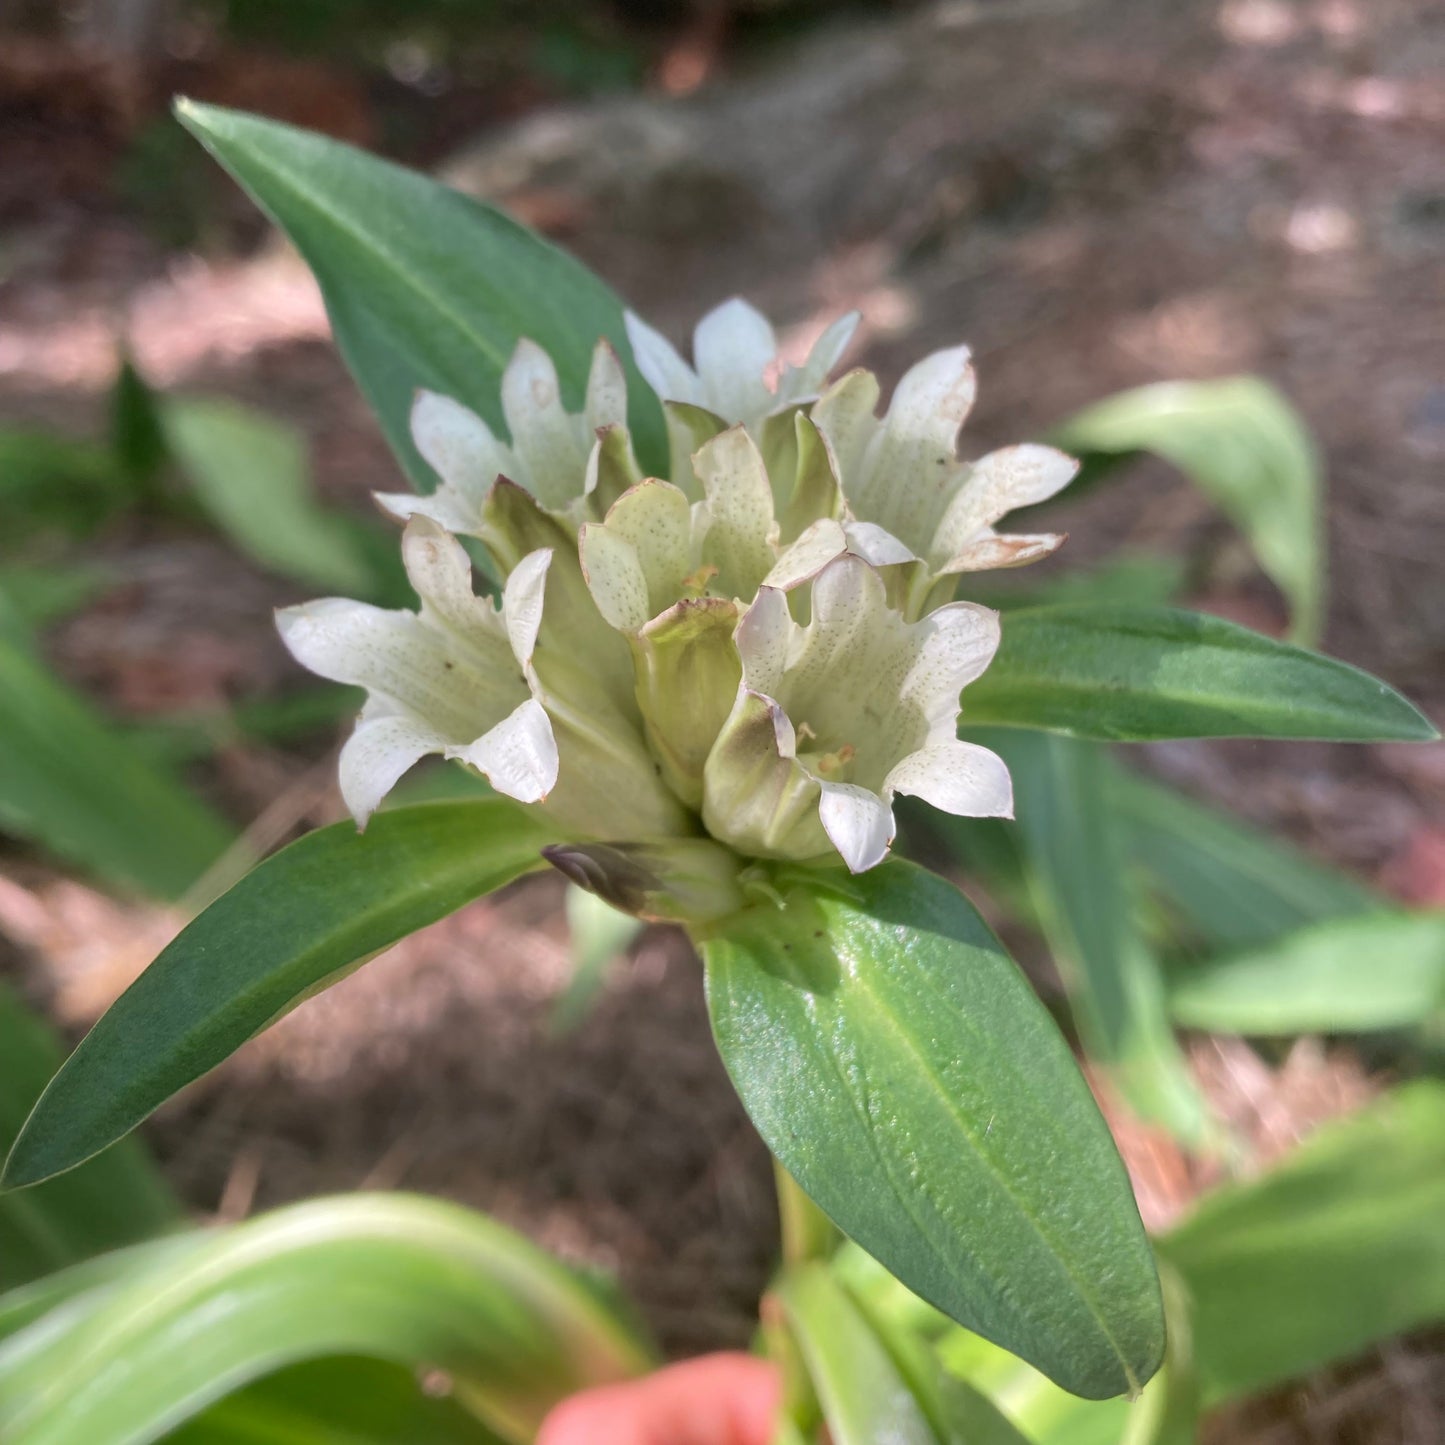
[[702, 553, 1013, 873], [277, 516, 557, 825], [812, 348, 1079, 613], [625, 298, 858, 489], [376, 337, 636, 536]]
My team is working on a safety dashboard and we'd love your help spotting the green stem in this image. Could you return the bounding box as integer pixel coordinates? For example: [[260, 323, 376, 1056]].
[[773, 1158, 838, 1267]]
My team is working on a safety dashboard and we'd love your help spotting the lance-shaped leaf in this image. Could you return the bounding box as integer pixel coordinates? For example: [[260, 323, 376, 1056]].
[[175, 101, 666, 483], [0, 1193, 654, 1445], [0, 982, 179, 1293], [1111, 767, 1378, 952], [1157, 1081, 1445, 1403], [1168, 911, 1445, 1035], [963, 605, 1435, 742], [703, 859, 1164, 1399], [0, 624, 234, 901], [985, 731, 1214, 1148], [2, 800, 557, 1189], [1053, 377, 1324, 644]]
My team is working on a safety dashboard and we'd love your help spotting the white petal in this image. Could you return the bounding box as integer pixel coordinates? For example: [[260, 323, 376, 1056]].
[[501, 339, 587, 510], [625, 310, 702, 406], [946, 531, 1066, 573], [843, 520, 918, 567], [451, 696, 558, 803], [584, 339, 629, 433], [881, 346, 977, 457], [780, 311, 860, 404], [900, 601, 1001, 728], [339, 713, 447, 826], [692, 298, 778, 424], [501, 547, 551, 666], [374, 487, 484, 537], [885, 740, 1013, 819], [818, 782, 895, 873], [765, 518, 847, 590], [402, 516, 498, 640], [277, 596, 521, 740], [733, 585, 794, 697], [932, 444, 1077, 563], [410, 391, 514, 508]]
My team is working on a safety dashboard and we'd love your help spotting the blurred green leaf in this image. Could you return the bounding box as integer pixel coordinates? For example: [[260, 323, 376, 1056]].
[[165, 1356, 510, 1445], [0, 982, 179, 1292], [550, 885, 643, 1034], [111, 359, 169, 493], [175, 101, 667, 485], [965, 605, 1435, 742], [2, 800, 557, 1191], [1158, 1081, 1445, 1403], [1054, 378, 1324, 644], [776, 1264, 963, 1445], [985, 731, 1212, 1147], [0, 1193, 654, 1445], [1168, 911, 1445, 1035], [162, 397, 380, 595], [0, 565, 113, 634], [0, 429, 130, 542], [704, 859, 1164, 1400], [1111, 769, 1378, 952], [0, 629, 234, 899]]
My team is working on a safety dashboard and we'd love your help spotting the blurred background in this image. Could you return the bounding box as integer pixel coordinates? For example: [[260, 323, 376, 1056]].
[[1, 1, 1443, 1440]]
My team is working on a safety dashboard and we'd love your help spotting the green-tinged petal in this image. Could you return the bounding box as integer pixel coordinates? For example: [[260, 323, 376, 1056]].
[[632, 598, 741, 807], [778, 312, 861, 406], [383, 390, 513, 536], [661, 400, 726, 499], [584, 424, 644, 516], [703, 689, 829, 861], [777, 412, 845, 544], [586, 481, 694, 629], [694, 426, 779, 602]]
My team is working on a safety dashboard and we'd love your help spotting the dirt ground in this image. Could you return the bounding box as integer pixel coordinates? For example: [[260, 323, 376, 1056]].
[[1, 0, 1443, 1439]]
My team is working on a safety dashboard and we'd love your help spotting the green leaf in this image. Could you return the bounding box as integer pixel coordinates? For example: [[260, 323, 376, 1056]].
[[0, 982, 179, 1292], [174, 101, 667, 485], [775, 1264, 938, 1445], [2, 800, 557, 1190], [1168, 911, 1445, 1035], [703, 859, 1164, 1400], [550, 884, 643, 1034], [166, 1357, 510, 1445], [161, 398, 380, 596], [110, 358, 169, 493], [1054, 378, 1324, 644], [0, 628, 234, 899], [964, 605, 1436, 743], [985, 732, 1213, 1147], [1157, 1081, 1445, 1402], [0, 428, 130, 542], [0, 564, 113, 634], [1112, 768, 1379, 952], [0, 1192, 654, 1445]]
